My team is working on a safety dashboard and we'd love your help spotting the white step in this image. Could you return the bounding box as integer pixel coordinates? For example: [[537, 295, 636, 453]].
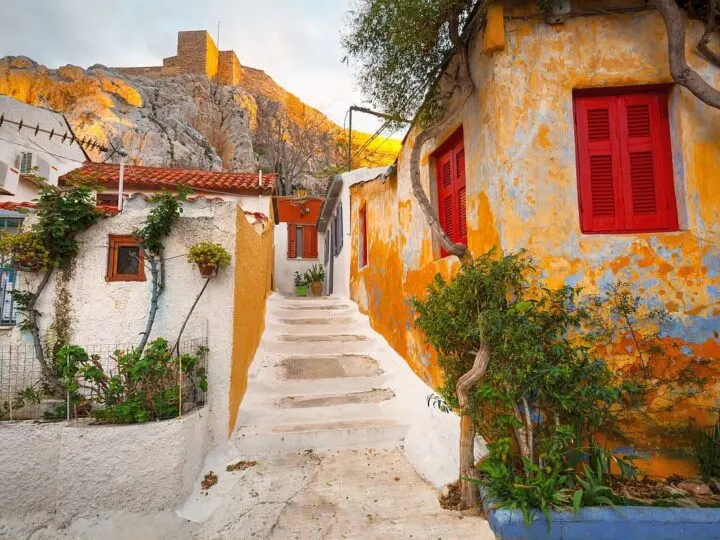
[[264, 333, 374, 354], [233, 418, 410, 453]]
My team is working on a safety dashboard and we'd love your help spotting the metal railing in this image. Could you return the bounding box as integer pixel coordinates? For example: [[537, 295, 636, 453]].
[[0, 264, 18, 326], [0, 336, 208, 422]]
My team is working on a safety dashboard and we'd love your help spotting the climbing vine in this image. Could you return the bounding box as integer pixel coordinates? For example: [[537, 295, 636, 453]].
[[0, 182, 99, 395], [134, 187, 190, 354]]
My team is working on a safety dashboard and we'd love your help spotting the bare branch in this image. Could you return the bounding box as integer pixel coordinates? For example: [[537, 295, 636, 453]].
[[653, 0, 720, 109]]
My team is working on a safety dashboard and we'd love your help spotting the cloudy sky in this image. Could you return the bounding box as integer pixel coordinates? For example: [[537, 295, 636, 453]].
[[0, 0, 390, 134]]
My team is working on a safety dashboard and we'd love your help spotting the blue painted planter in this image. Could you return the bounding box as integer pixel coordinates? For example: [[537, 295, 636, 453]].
[[482, 494, 720, 540]]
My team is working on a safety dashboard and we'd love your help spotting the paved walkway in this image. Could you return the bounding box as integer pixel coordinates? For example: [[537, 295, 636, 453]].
[[184, 294, 495, 539]]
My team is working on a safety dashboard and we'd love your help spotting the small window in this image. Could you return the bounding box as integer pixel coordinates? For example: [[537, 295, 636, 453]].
[[287, 224, 318, 259], [358, 205, 368, 268], [107, 235, 145, 282], [573, 87, 678, 233], [96, 193, 118, 206], [18, 153, 33, 174], [433, 128, 467, 255]]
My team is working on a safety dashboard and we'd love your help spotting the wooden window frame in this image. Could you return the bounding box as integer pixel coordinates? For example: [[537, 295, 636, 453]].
[[573, 86, 678, 234], [106, 234, 145, 282]]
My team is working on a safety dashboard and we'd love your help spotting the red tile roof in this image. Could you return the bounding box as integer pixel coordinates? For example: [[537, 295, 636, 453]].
[[0, 201, 36, 211], [60, 162, 276, 196]]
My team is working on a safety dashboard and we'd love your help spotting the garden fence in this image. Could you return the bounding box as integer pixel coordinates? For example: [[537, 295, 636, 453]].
[[0, 335, 208, 423]]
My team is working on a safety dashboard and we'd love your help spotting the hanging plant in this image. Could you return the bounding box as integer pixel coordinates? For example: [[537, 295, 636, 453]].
[[0, 231, 51, 272], [188, 242, 231, 278]]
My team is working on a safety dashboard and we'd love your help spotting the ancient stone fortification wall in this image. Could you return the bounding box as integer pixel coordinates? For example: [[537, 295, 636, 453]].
[[227, 210, 274, 435], [0, 411, 207, 519], [118, 30, 242, 85], [349, 10, 720, 475]]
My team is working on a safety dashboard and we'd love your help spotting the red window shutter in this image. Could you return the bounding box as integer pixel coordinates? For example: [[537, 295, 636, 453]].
[[455, 146, 467, 245], [437, 153, 455, 245], [359, 206, 368, 267], [287, 223, 297, 258], [575, 96, 625, 232], [303, 225, 318, 258], [618, 93, 678, 231]]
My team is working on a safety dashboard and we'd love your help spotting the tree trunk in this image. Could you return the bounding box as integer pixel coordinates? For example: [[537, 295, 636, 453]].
[[455, 344, 491, 509], [408, 19, 476, 260], [137, 252, 163, 355], [653, 0, 720, 109], [27, 267, 63, 396], [697, 0, 720, 65]]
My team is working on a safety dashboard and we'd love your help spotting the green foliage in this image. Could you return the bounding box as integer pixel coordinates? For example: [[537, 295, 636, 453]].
[[0, 232, 50, 270], [694, 423, 720, 481], [342, 0, 480, 126], [57, 338, 207, 424], [188, 242, 232, 271], [294, 271, 308, 287], [135, 188, 190, 255], [304, 263, 326, 283], [413, 249, 692, 520], [0, 385, 42, 419]]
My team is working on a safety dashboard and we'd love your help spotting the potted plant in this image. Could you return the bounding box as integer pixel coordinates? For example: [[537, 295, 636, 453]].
[[0, 232, 50, 272], [187, 242, 231, 278], [294, 271, 308, 296], [304, 264, 326, 296]]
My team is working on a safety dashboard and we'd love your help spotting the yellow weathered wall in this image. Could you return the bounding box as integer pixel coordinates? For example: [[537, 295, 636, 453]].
[[228, 211, 273, 436], [350, 9, 720, 472]]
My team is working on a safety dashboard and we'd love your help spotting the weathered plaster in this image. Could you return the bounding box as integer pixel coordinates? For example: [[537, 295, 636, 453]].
[[0, 410, 207, 519], [349, 9, 720, 473]]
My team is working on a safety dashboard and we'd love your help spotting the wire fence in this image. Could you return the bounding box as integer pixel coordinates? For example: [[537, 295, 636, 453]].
[[0, 336, 208, 423]]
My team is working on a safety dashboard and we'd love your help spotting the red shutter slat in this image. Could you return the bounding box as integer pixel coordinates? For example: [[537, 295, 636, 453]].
[[302, 225, 318, 258], [441, 160, 452, 188], [443, 196, 455, 239], [575, 97, 624, 232], [287, 223, 297, 258], [458, 187, 467, 244], [629, 151, 657, 214]]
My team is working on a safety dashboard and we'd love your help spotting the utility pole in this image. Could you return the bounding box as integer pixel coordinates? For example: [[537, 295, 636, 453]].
[[346, 105, 410, 172], [118, 153, 125, 212]]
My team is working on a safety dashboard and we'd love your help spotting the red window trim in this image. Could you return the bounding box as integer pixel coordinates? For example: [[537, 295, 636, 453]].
[[573, 86, 678, 235], [433, 127, 467, 256], [359, 205, 368, 268]]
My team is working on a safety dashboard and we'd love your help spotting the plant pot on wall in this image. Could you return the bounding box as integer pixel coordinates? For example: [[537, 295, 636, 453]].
[[296, 285, 308, 297], [310, 281, 322, 296], [197, 264, 217, 279]]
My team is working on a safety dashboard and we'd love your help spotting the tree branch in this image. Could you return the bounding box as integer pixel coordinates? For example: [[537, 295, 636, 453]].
[[455, 344, 491, 509], [697, 0, 720, 65], [653, 0, 720, 109]]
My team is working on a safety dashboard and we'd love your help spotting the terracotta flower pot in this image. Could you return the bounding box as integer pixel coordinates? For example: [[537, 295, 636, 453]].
[[198, 263, 217, 279], [310, 281, 322, 296]]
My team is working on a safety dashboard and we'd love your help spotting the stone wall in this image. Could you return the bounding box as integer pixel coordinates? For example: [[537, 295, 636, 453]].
[[218, 50, 243, 86], [0, 410, 207, 519]]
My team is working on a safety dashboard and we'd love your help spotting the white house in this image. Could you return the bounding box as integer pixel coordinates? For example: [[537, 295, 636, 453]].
[[0, 96, 89, 201], [317, 167, 389, 297]]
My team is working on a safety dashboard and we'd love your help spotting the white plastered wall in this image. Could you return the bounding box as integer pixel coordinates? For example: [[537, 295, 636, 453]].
[[273, 224, 325, 295]]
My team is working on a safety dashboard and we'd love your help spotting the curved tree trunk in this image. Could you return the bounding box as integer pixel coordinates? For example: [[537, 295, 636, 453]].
[[409, 16, 477, 260], [455, 344, 491, 509], [653, 0, 720, 109], [27, 267, 63, 396], [137, 250, 165, 355]]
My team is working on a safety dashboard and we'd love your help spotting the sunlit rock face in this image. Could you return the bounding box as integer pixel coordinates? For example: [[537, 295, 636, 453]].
[[0, 56, 258, 171]]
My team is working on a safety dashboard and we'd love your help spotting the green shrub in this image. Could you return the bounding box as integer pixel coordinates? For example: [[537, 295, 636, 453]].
[[694, 423, 720, 481], [188, 242, 232, 271], [304, 263, 326, 283], [57, 338, 207, 424]]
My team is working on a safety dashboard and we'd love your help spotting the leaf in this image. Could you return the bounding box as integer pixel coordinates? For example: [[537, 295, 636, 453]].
[[572, 489, 583, 513]]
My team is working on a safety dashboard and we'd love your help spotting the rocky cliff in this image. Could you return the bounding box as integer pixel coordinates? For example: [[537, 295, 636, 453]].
[[0, 56, 399, 179]]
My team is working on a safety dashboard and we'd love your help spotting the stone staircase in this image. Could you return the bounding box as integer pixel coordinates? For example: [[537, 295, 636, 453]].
[[232, 294, 410, 454]]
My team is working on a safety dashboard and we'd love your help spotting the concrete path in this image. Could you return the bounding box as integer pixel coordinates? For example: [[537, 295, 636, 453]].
[[182, 294, 495, 539]]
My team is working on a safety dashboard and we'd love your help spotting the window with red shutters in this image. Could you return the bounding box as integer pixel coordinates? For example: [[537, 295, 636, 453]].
[[574, 88, 678, 234], [434, 128, 467, 255], [287, 223, 318, 259]]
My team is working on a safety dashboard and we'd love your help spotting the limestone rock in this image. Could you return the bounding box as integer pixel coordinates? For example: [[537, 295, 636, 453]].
[[676, 480, 713, 497]]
